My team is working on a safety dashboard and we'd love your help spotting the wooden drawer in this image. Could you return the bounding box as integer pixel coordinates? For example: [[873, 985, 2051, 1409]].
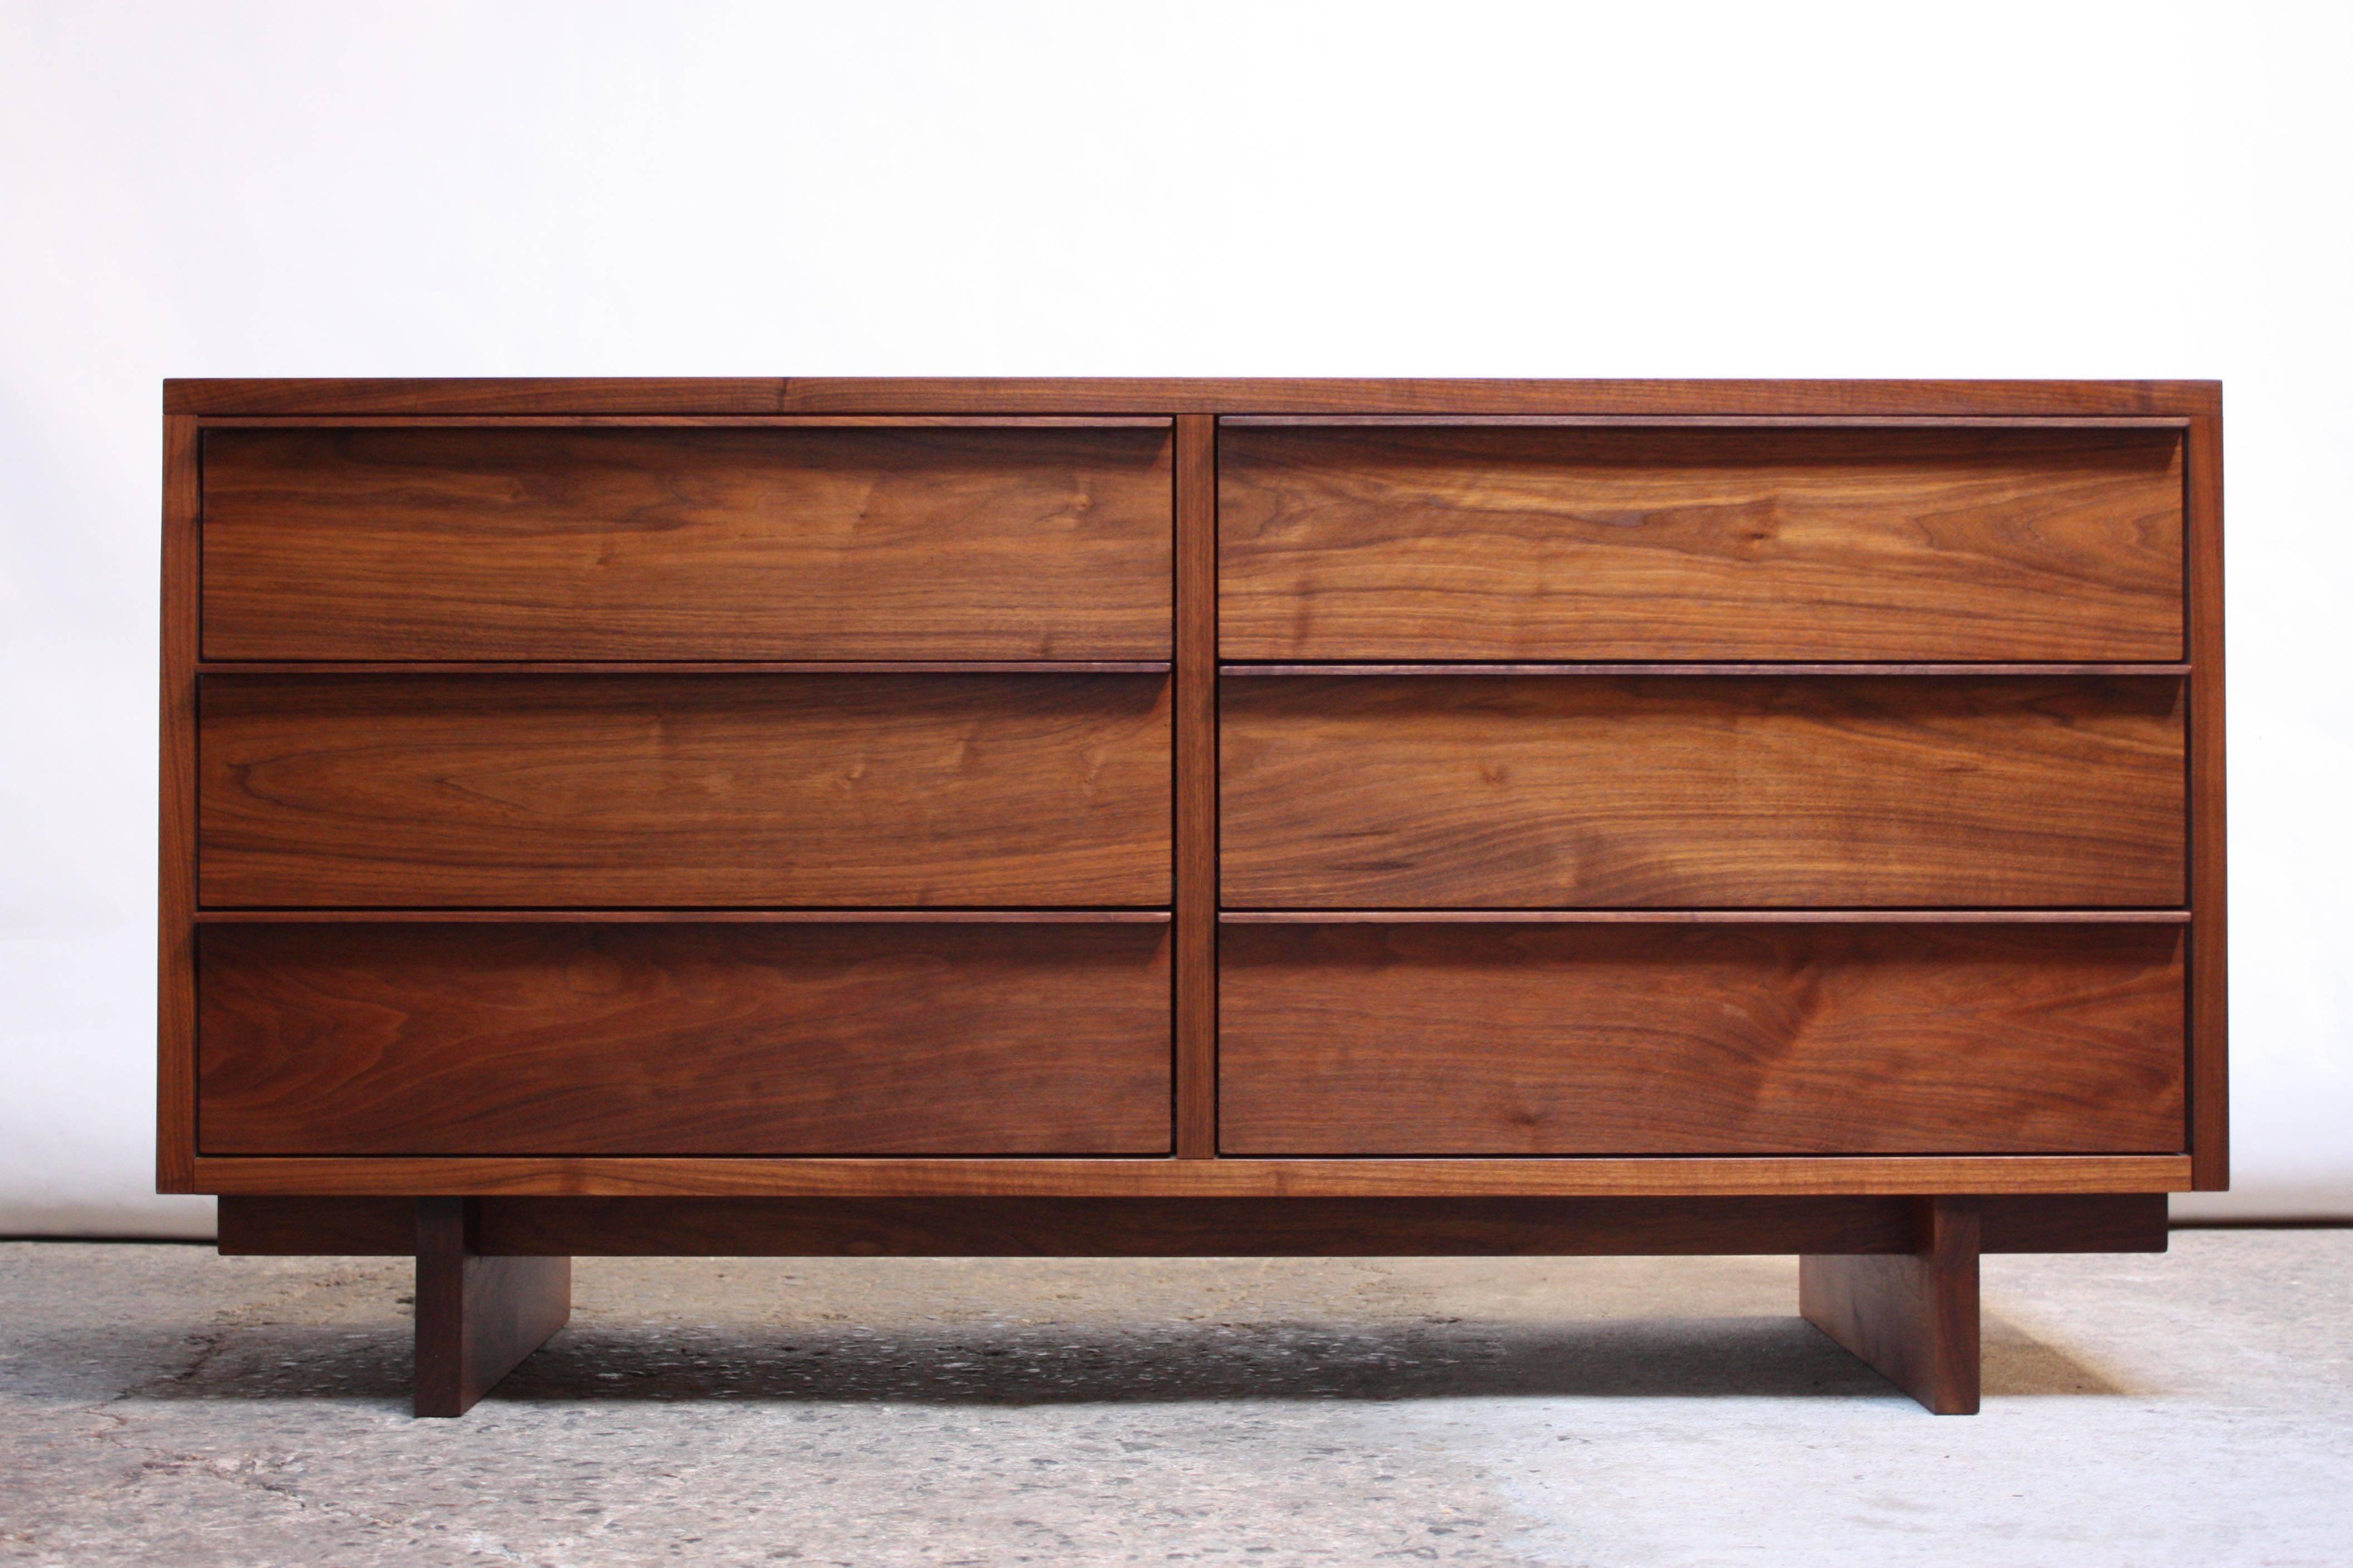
[[199, 921, 1172, 1155], [1219, 922, 2186, 1155], [1219, 424, 2183, 660], [200, 423, 1173, 660], [199, 674, 1171, 907], [1220, 674, 2184, 908]]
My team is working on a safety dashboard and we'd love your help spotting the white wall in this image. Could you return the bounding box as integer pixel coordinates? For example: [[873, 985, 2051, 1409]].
[[1, 0, 2344, 1234]]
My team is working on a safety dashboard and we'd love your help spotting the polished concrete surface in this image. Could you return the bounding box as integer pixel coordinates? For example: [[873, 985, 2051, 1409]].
[[1, 1231, 2345, 1566]]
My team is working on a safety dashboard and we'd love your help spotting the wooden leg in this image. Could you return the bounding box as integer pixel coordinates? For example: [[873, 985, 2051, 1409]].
[[415, 1197, 572, 1418], [1800, 1195, 1981, 1414]]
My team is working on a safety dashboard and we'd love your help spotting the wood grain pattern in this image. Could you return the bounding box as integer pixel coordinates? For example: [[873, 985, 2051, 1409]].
[[1222, 664, 2189, 677], [218, 1195, 423, 1254], [515, 1192, 2165, 1255], [2187, 391, 2228, 1189], [1979, 1193, 2167, 1254], [1220, 910, 2191, 924], [1219, 923, 2184, 1156], [202, 417, 1178, 429], [196, 910, 1172, 924], [1173, 416, 1219, 1158], [1224, 416, 2194, 429], [497, 1193, 2155, 1258], [1802, 1196, 1981, 1413], [1220, 425, 2183, 660], [159, 380, 2222, 1239], [200, 424, 1172, 660], [413, 1198, 571, 1417], [165, 378, 2222, 418], [1221, 675, 2184, 908], [490, 1196, 1928, 1257], [199, 661, 1172, 676], [216, 1193, 2168, 1258], [198, 674, 1171, 908], [159, 416, 200, 1191], [199, 922, 1172, 1155], [182, 1154, 2193, 1199]]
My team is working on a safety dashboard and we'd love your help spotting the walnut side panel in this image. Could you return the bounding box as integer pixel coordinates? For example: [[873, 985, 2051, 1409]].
[[200, 425, 1172, 661], [1221, 675, 2184, 908], [159, 415, 201, 1190], [198, 674, 1171, 908], [1220, 923, 2184, 1155], [200, 922, 1172, 1155], [2187, 393, 2228, 1188]]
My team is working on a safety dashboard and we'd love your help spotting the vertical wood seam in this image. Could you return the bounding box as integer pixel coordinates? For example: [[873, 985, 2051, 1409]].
[[1174, 416, 1217, 1157]]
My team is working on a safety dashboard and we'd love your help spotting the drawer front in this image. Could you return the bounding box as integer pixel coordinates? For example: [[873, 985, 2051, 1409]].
[[201, 424, 1173, 660], [200, 922, 1172, 1155], [1220, 923, 2186, 1155], [1221, 675, 2184, 908], [199, 674, 1171, 907], [1220, 425, 2183, 660]]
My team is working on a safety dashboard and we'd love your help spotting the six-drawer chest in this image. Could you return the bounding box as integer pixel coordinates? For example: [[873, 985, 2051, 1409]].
[[160, 378, 2224, 1415]]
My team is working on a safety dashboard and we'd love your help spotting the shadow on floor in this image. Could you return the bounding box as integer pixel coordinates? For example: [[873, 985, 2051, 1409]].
[[105, 1313, 2133, 1407]]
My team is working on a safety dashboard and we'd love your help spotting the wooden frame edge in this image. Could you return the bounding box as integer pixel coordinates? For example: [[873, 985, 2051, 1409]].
[[157, 414, 200, 1192], [1173, 416, 1218, 1157], [165, 378, 2225, 419], [194, 414, 1176, 429], [1217, 910, 2193, 924], [2187, 384, 2228, 1189], [183, 1154, 2193, 1199], [217, 1193, 2170, 1259]]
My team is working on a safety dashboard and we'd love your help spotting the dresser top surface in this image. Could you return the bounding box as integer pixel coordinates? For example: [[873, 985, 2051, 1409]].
[[162, 377, 2221, 419]]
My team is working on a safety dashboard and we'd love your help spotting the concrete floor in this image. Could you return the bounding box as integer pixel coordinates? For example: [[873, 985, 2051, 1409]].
[[0, 1233, 2346, 1566]]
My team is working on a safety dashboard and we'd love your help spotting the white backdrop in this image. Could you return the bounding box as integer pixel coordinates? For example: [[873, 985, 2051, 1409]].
[[1, 1, 2345, 1234]]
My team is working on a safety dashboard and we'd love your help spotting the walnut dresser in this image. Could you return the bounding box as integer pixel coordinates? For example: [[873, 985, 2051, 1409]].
[[160, 378, 2224, 1416]]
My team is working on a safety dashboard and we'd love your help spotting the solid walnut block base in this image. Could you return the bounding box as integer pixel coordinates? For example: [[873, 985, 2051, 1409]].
[[412, 1198, 572, 1418], [1800, 1196, 1984, 1414], [224, 1194, 2163, 1416]]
